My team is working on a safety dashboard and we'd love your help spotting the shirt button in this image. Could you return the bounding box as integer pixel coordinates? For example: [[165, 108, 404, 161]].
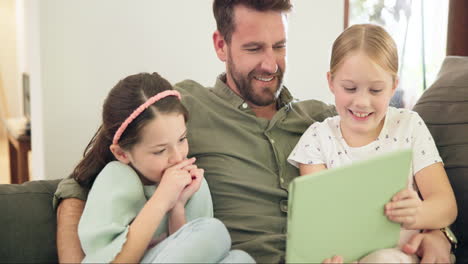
[[280, 177, 284, 184], [270, 139, 275, 144], [242, 103, 248, 109], [280, 200, 288, 213]]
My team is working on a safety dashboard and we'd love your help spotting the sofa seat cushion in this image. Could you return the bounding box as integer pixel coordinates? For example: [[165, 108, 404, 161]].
[[0, 180, 60, 263]]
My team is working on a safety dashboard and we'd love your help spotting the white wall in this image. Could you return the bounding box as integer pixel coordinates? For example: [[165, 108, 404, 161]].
[[23, 0, 343, 180], [288, 1, 343, 103]]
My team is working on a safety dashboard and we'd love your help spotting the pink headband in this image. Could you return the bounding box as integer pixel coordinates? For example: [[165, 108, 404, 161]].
[[112, 90, 182, 145]]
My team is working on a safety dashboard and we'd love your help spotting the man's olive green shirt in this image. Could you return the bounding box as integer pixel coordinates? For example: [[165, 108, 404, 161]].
[[54, 75, 335, 263]]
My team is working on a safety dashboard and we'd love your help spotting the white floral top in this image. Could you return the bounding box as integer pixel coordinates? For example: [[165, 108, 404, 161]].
[[287, 107, 443, 246], [288, 107, 442, 181]]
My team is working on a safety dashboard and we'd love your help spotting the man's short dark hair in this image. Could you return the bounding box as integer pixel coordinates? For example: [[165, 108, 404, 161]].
[[213, 0, 293, 44]]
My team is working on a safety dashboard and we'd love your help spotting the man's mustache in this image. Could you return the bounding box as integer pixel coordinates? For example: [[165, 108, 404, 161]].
[[249, 67, 282, 78]]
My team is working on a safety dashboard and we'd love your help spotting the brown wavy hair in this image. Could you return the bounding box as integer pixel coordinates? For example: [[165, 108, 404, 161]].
[[72, 72, 188, 188], [213, 0, 293, 44]]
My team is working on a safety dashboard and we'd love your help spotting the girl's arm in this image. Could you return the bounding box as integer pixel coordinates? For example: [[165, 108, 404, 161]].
[[113, 158, 196, 263], [113, 194, 169, 263], [386, 113, 457, 229], [413, 162, 457, 228], [168, 204, 186, 234], [299, 163, 327, 176], [386, 162, 457, 229], [167, 167, 205, 234]]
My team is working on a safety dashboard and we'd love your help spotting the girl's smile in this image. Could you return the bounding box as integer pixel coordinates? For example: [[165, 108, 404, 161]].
[[348, 109, 373, 120]]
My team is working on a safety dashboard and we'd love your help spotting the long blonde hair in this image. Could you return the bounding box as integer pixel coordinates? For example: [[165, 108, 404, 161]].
[[330, 24, 398, 82]]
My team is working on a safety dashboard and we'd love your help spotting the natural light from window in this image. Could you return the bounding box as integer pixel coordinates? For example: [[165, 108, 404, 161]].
[[349, 0, 449, 109]]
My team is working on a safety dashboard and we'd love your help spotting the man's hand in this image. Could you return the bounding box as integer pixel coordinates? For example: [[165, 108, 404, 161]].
[[385, 188, 423, 229], [402, 229, 453, 263], [56, 198, 85, 263]]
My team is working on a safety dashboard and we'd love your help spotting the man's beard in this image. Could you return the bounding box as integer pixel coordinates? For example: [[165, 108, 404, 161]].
[[227, 54, 284, 107]]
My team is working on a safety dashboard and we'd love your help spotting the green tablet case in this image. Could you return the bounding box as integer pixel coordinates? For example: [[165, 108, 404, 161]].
[[286, 149, 412, 263]]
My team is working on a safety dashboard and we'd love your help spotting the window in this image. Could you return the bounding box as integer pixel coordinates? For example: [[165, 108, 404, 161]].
[[347, 0, 449, 109]]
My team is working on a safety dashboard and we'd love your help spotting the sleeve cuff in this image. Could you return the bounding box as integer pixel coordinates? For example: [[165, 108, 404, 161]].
[[53, 177, 89, 210]]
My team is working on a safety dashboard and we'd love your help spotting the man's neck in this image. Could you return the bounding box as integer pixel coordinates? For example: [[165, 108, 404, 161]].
[[220, 73, 279, 120], [249, 103, 277, 120]]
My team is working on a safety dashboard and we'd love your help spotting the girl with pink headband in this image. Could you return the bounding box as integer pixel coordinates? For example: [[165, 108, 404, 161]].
[[72, 72, 254, 263]]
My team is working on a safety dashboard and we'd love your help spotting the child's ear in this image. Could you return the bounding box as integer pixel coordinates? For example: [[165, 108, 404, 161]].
[[390, 76, 399, 97], [110, 144, 130, 164], [393, 76, 399, 92], [327, 72, 335, 94], [213, 30, 227, 62]]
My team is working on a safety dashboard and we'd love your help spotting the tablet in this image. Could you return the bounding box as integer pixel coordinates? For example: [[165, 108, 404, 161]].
[[286, 149, 412, 263]]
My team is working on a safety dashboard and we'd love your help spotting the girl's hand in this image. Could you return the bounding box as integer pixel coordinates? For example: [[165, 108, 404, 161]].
[[167, 165, 204, 234], [152, 158, 196, 211], [176, 167, 204, 207], [385, 188, 423, 229], [322, 255, 343, 263]]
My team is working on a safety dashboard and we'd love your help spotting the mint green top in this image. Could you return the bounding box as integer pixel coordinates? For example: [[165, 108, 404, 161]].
[[55, 74, 335, 263], [78, 161, 213, 263]]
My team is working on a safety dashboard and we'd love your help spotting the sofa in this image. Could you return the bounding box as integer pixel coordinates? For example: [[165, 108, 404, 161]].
[[0, 56, 467, 263], [413, 56, 468, 263], [0, 179, 60, 262]]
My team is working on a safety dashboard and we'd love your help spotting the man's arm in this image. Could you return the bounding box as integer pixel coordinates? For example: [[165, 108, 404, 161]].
[[56, 198, 85, 263], [402, 229, 453, 263], [322, 229, 453, 264], [53, 175, 89, 263]]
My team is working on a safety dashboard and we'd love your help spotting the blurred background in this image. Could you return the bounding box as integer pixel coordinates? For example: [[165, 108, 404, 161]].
[[1, 0, 465, 183]]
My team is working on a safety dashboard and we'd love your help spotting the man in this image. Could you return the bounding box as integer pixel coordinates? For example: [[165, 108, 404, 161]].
[[56, 1, 454, 263]]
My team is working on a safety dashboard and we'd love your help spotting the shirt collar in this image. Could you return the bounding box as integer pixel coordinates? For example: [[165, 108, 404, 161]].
[[211, 73, 295, 110]]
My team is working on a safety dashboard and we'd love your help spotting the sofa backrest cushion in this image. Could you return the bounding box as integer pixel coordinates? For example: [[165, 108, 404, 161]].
[[0, 179, 60, 263], [413, 56, 468, 262]]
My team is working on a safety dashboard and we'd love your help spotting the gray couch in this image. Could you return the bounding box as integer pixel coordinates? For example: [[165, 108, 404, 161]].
[[413, 56, 468, 263], [0, 179, 60, 263], [0, 56, 467, 263]]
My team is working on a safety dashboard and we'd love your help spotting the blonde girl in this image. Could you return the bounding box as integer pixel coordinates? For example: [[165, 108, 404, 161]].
[[288, 24, 457, 263]]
